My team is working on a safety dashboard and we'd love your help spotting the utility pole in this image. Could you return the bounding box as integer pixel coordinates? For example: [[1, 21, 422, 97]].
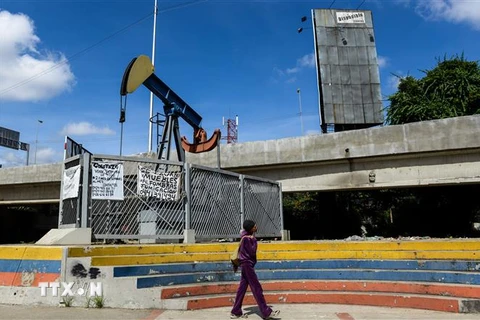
[[297, 88, 304, 136], [34, 119, 43, 164]]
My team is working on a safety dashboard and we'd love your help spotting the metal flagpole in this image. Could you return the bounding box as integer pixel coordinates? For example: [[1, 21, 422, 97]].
[[148, 0, 158, 153]]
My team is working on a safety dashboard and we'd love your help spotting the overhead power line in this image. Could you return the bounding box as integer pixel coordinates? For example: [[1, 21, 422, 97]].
[[0, 0, 207, 97], [357, 0, 366, 9]]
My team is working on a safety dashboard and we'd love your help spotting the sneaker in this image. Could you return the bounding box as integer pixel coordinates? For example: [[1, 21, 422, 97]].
[[230, 314, 248, 319], [263, 310, 280, 320]]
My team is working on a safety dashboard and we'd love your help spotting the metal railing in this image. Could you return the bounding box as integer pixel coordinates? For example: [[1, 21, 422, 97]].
[[243, 176, 283, 238], [189, 164, 243, 239], [58, 154, 283, 242]]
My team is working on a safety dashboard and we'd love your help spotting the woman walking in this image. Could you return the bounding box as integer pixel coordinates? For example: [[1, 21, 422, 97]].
[[230, 219, 280, 319]]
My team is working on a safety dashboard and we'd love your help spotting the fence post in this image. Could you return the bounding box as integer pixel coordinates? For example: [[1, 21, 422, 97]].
[[74, 159, 83, 228], [80, 152, 90, 228], [240, 175, 245, 231], [183, 162, 195, 243], [278, 182, 290, 240], [58, 162, 66, 228]]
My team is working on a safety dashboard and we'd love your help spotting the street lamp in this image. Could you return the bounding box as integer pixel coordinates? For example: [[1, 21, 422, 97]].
[[34, 119, 43, 164], [297, 89, 304, 136]]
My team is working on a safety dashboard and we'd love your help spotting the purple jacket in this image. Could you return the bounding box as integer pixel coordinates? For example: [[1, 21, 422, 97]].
[[238, 229, 257, 266]]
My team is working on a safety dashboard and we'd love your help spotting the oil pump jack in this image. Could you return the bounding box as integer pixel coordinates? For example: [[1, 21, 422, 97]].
[[119, 55, 221, 162]]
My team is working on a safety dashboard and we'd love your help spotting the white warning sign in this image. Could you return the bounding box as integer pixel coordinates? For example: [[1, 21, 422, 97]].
[[336, 12, 365, 24], [91, 161, 124, 200], [62, 165, 81, 200], [137, 166, 181, 201]]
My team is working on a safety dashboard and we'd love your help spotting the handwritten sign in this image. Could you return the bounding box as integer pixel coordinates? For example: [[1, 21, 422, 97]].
[[63, 165, 81, 200], [91, 161, 124, 200], [336, 12, 365, 24], [137, 166, 180, 201]]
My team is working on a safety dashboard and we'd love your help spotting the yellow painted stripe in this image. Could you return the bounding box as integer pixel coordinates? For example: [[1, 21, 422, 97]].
[[90, 250, 479, 266], [91, 253, 228, 266], [69, 240, 480, 257], [68, 243, 237, 257], [261, 250, 479, 261], [0, 246, 63, 260], [262, 240, 480, 252]]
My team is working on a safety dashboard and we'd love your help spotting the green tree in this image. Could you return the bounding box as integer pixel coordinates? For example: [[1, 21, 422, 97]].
[[386, 55, 480, 125]]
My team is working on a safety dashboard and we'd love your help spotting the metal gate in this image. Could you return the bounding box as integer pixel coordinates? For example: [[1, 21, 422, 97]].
[[58, 154, 85, 228], [89, 155, 185, 240]]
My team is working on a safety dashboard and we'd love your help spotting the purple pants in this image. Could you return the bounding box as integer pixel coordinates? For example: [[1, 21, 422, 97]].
[[231, 262, 272, 318]]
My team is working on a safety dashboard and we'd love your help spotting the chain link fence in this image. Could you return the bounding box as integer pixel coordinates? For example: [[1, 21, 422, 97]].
[[58, 154, 283, 242], [89, 155, 185, 240], [189, 165, 242, 240], [243, 176, 283, 237]]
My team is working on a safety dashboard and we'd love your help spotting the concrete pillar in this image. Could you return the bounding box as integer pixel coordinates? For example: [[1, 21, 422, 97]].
[[183, 229, 196, 243], [281, 229, 291, 241]]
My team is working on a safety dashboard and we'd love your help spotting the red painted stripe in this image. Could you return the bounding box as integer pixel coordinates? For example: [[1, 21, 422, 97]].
[[185, 292, 461, 313], [336, 313, 355, 320], [0, 272, 60, 287], [160, 280, 480, 299], [142, 309, 164, 320]]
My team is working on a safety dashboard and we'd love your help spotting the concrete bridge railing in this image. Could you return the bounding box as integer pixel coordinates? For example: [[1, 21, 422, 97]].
[[1, 115, 479, 203]]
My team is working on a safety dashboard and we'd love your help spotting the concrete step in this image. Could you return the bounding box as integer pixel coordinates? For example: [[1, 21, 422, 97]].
[[112, 260, 480, 278], [133, 268, 480, 288], [90, 250, 479, 266], [160, 290, 479, 313], [69, 243, 238, 257], [160, 280, 480, 300], [68, 239, 480, 259]]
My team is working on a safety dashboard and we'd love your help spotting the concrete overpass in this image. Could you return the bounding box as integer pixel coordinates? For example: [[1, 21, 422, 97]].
[[0, 115, 479, 205]]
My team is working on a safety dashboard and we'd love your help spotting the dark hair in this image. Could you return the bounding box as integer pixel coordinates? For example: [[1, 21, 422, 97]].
[[243, 219, 256, 233]]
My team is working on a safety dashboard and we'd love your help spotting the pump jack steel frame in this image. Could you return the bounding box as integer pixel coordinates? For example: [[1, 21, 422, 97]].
[[119, 55, 221, 163]]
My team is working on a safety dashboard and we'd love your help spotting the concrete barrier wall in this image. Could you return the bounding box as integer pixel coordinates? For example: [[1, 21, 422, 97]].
[[64, 246, 163, 308]]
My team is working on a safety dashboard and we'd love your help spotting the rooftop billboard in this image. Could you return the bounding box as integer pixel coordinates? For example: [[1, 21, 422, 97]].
[[312, 9, 384, 132]]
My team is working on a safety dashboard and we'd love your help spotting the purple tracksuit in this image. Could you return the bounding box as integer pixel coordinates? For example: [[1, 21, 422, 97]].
[[231, 230, 273, 318]]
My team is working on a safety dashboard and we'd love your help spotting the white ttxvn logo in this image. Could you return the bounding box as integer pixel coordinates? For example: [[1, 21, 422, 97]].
[[38, 282, 102, 297]]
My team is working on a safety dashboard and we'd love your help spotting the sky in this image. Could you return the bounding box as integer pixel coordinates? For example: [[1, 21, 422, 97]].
[[0, 0, 479, 168]]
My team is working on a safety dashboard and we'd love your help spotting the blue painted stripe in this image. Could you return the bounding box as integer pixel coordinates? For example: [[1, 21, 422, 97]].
[[0, 259, 61, 273], [136, 269, 480, 288], [115, 260, 480, 277], [114, 262, 231, 277], [258, 260, 480, 272]]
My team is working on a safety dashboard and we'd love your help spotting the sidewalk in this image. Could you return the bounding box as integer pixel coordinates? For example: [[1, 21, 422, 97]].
[[1, 304, 479, 320]]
